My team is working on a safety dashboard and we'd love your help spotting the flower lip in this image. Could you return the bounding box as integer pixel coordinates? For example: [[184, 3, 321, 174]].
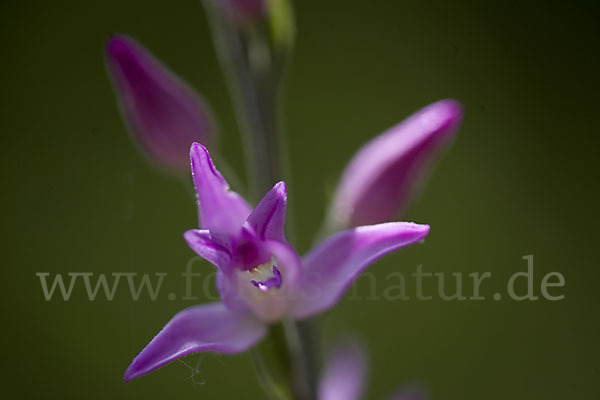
[[250, 264, 283, 291], [233, 252, 291, 322]]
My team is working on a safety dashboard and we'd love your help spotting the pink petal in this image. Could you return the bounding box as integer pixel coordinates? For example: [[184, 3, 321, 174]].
[[292, 222, 430, 319], [190, 143, 251, 235], [124, 303, 266, 382], [245, 181, 287, 242]]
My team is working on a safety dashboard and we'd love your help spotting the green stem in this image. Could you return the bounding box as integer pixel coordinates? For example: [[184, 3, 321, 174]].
[[202, 2, 316, 399], [202, 0, 286, 201], [250, 349, 293, 400], [282, 319, 318, 400]]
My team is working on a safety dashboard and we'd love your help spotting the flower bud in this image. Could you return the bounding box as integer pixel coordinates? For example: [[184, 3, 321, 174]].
[[328, 99, 463, 229], [105, 35, 215, 173]]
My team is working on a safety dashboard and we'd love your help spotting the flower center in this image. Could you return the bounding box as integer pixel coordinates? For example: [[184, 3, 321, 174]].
[[243, 258, 282, 292]]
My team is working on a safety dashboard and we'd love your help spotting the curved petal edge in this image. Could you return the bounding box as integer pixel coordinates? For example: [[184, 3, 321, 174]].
[[292, 222, 430, 319], [124, 302, 266, 382]]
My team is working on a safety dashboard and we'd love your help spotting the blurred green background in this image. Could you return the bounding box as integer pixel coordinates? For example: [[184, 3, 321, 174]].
[[2, 0, 599, 399]]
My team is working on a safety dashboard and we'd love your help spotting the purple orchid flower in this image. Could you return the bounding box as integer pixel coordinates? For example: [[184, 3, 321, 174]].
[[319, 339, 426, 400], [124, 143, 430, 381], [328, 100, 463, 230], [105, 35, 215, 173]]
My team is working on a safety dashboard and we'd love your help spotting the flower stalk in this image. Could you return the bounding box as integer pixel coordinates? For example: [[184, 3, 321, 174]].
[[201, 2, 313, 398], [250, 347, 292, 400], [201, 0, 292, 201]]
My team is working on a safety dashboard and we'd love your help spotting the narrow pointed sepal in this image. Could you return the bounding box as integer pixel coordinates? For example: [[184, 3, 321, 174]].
[[124, 303, 266, 382], [246, 181, 287, 242], [190, 143, 251, 235], [292, 222, 430, 319]]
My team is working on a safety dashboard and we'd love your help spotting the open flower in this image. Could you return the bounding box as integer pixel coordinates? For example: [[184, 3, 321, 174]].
[[124, 143, 430, 381], [328, 100, 463, 230], [319, 339, 426, 400], [106, 35, 215, 173]]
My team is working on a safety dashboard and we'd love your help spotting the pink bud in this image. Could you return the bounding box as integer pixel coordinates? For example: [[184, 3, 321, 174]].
[[106, 35, 215, 173], [329, 100, 463, 228]]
